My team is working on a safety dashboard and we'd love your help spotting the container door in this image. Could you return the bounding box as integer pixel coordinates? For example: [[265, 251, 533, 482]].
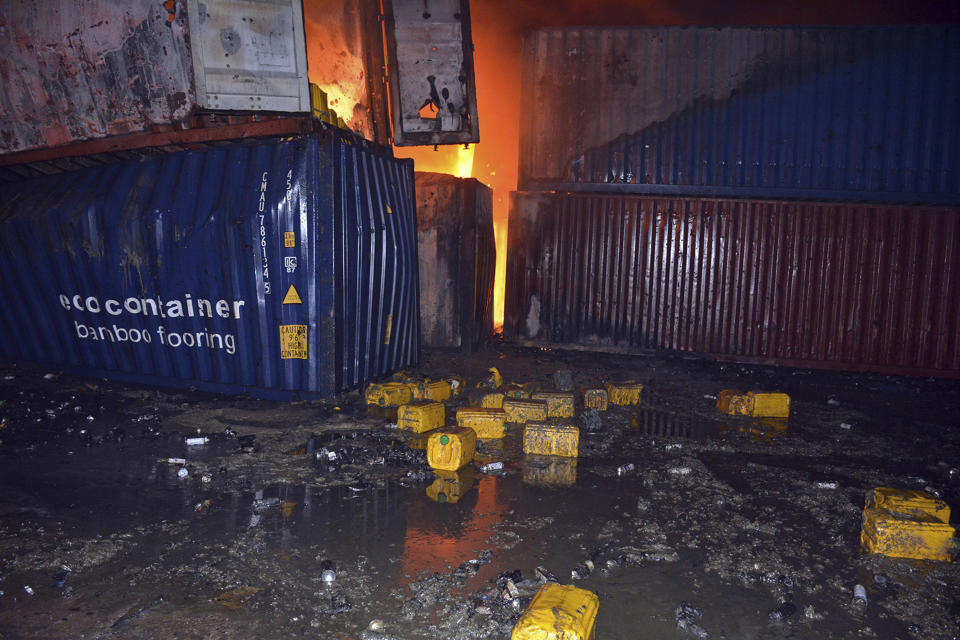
[[186, 0, 310, 112], [382, 0, 480, 146]]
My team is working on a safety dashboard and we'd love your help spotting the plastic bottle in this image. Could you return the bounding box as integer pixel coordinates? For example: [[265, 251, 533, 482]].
[[852, 584, 867, 609], [617, 463, 636, 476]]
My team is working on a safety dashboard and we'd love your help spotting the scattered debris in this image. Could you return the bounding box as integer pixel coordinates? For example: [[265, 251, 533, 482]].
[[675, 602, 708, 638]]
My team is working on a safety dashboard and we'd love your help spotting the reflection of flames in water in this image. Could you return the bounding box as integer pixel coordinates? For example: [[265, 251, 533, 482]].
[[400, 474, 506, 577]]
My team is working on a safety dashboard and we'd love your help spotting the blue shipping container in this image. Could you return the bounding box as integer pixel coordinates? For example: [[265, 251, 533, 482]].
[[519, 26, 960, 204], [0, 130, 418, 399]]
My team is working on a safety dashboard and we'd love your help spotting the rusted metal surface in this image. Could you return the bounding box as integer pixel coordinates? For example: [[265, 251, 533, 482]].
[[505, 192, 960, 377], [0, 0, 312, 156], [415, 172, 494, 351], [0, 0, 194, 155], [383, 0, 480, 146], [0, 116, 321, 182], [519, 26, 960, 205]]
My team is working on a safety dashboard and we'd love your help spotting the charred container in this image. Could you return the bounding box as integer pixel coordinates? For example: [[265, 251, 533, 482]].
[[0, 127, 418, 398], [0, 0, 311, 156], [415, 172, 495, 352], [519, 26, 960, 205]]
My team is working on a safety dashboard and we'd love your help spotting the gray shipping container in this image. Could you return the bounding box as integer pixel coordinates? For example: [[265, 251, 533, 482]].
[[415, 172, 494, 352], [519, 25, 960, 204], [0, 0, 310, 155]]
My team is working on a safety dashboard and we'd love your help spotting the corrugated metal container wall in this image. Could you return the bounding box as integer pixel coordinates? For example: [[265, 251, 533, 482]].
[[415, 172, 495, 351], [519, 26, 960, 204], [0, 131, 418, 398], [505, 192, 960, 377], [0, 0, 311, 156]]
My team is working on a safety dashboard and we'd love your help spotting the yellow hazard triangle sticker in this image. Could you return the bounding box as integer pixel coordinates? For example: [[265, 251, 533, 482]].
[[282, 284, 303, 305]]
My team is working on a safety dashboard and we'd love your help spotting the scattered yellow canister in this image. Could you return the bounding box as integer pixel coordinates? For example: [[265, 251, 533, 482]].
[[365, 382, 413, 407], [531, 391, 576, 418], [511, 583, 599, 640], [427, 427, 476, 471], [717, 390, 790, 418], [412, 380, 452, 402], [503, 398, 548, 423], [523, 422, 579, 458], [583, 388, 608, 411], [605, 381, 643, 405], [860, 487, 954, 562], [456, 407, 507, 439], [397, 401, 445, 433]]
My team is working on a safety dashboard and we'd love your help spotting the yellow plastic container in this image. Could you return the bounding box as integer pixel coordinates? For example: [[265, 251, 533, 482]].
[[427, 427, 476, 471], [523, 422, 579, 457], [523, 454, 577, 487], [605, 381, 643, 405], [866, 487, 951, 522], [397, 401, 445, 433], [480, 392, 505, 409], [861, 507, 954, 562], [412, 380, 452, 402], [365, 382, 413, 407], [583, 388, 608, 411], [456, 408, 507, 439], [532, 392, 576, 418], [503, 398, 548, 423], [717, 390, 791, 418], [426, 469, 475, 503], [511, 583, 599, 640]]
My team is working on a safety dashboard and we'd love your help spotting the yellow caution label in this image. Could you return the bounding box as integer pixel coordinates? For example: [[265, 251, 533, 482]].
[[284, 231, 295, 248], [282, 284, 302, 305], [279, 324, 308, 359], [385, 204, 393, 214]]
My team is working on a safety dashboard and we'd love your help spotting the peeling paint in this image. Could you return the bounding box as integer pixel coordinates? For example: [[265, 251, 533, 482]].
[[0, 0, 195, 154]]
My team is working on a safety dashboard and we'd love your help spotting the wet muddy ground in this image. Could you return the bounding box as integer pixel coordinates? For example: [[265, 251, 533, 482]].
[[0, 344, 958, 640]]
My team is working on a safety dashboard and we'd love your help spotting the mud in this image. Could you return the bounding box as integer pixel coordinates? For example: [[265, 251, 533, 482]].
[[0, 345, 958, 639]]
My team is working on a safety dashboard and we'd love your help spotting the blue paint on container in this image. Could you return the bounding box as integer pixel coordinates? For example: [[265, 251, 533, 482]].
[[0, 130, 418, 399]]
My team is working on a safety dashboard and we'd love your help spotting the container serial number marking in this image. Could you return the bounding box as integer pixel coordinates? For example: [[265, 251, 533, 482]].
[[259, 172, 271, 295], [279, 324, 308, 359]]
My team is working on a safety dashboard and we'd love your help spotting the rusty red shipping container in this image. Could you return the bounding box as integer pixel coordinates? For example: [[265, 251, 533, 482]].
[[505, 192, 960, 377]]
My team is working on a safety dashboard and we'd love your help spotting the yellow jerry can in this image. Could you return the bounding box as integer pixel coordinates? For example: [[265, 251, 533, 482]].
[[605, 381, 643, 405], [426, 469, 475, 504], [583, 388, 608, 411], [523, 422, 579, 457], [480, 392, 505, 409], [511, 583, 599, 640], [411, 380, 452, 402], [866, 487, 951, 522], [531, 391, 576, 418], [861, 507, 954, 562], [397, 401, 445, 433], [427, 427, 477, 471], [523, 454, 577, 487], [717, 390, 790, 418], [365, 382, 413, 407], [456, 408, 507, 439], [503, 398, 548, 423]]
